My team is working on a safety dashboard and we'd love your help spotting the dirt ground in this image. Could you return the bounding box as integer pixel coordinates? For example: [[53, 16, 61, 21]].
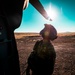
[[16, 34, 75, 75]]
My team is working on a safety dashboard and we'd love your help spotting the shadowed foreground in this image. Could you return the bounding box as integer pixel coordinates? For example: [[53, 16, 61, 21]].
[[15, 33, 75, 75]]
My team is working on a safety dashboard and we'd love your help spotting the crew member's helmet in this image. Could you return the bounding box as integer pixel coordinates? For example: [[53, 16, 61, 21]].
[[40, 24, 57, 41]]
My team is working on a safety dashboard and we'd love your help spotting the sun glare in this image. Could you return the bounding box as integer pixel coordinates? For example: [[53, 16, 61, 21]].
[[46, 4, 58, 20]]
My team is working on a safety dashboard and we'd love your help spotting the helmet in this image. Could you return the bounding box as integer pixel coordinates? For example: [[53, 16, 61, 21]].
[[40, 24, 57, 41]]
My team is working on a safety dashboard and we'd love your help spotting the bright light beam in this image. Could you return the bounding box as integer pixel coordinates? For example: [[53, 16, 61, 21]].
[[46, 3, 58, 20]]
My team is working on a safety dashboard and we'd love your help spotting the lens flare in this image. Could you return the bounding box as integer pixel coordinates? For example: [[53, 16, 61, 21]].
[[46, 4, 58, 20]]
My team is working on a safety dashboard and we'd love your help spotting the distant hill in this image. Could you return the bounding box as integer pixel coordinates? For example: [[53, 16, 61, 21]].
[[15, 32, 40, 39], [14, 32, 75, 39], [58, 32, 75, 36]]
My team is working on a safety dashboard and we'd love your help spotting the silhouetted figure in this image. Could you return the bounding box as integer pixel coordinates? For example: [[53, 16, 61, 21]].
[[0, 0, 25, 75], [0, 0, 50, 75], [26, 24, 57, 75]]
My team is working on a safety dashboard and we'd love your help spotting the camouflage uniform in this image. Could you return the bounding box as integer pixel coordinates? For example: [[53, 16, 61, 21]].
[[26, 40, 56, 75]]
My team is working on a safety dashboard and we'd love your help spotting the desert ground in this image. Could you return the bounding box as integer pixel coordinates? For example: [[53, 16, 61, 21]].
[[15, 32, 75, 75]]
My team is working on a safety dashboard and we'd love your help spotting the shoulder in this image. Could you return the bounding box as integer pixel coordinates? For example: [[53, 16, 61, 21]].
[[33, 40, 42, 50], [35, 40, 43, 44]]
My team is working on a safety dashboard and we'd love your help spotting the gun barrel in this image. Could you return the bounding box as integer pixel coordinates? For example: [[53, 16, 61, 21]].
[[30, 0, 50, 20]]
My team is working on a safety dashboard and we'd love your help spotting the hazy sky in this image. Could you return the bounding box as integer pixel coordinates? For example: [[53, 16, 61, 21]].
[[15, 0, 75, 33]]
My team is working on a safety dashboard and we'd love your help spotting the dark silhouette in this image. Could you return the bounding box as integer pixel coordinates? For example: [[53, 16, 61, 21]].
[[0, 0, 24, 74], [0, 0, 50, 75], [26, 24, 57, 75]]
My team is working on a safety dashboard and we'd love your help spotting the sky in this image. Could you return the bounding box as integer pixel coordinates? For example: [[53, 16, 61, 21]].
[[15, 0, 75, 33]]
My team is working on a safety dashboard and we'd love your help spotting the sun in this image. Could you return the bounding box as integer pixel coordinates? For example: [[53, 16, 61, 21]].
[[46, 4, 58, 20]]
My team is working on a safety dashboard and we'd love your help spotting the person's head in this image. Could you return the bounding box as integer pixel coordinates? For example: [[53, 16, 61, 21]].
[[40, 24, 57, 41]]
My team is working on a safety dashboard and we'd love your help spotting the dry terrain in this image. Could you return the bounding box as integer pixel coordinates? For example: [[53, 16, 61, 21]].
[[15, 32, 75, 75]]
